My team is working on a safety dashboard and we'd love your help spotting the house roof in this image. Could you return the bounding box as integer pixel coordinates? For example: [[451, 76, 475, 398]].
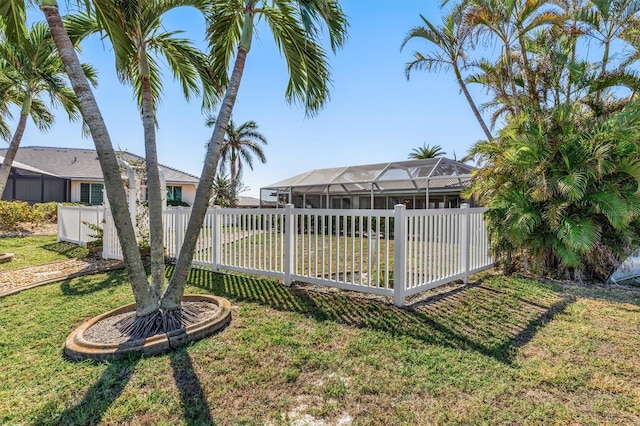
[[262, 157, 474, 195], [0, 146, 199, 184], [0, 155, 57, 176], [237, 196, 261, 208]]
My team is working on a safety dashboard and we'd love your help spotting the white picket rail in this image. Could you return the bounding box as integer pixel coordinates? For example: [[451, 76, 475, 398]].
[[57, 203, 493, 306]]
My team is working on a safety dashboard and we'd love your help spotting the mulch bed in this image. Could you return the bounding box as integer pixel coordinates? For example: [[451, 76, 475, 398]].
[[0, 258, 124, 298], [82, 300, 220, 345]]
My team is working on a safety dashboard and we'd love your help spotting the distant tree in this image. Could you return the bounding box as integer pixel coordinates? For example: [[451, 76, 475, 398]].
[[210, 174, 236, 207], [0, 22, 95, 198], [408, 143, 446, 159], [206, 116, 267, 206]]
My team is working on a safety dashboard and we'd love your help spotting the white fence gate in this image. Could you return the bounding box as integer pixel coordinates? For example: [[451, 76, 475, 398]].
[[58, 203, 493, 306]]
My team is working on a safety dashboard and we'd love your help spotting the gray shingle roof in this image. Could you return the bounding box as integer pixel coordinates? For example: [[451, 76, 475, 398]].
[[0, 155, 56, 176], [0, 146, 199, 184]]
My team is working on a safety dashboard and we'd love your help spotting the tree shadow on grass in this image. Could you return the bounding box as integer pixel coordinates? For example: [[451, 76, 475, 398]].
[[49, 351, 217, 426], [170, 349, 216, 426], [43, 241, 88, 259], [557, 281, 640, 306], [182, 267, 574, 365], [40, 356, 140, 426]]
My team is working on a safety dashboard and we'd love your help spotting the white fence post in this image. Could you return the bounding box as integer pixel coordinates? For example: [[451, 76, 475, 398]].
[[284, 204, 295, 286], [393, 204, 406, 307], [102, 206, 111, 260], [57, 204, 62, 242], [175, 207, 183, 259], [213, 206, 221, 271], [461, 203, 471, 283], [78, 204, 83, 242]]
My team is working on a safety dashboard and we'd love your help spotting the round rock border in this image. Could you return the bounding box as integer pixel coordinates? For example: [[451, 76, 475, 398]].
[[64, 294, 232, 361]]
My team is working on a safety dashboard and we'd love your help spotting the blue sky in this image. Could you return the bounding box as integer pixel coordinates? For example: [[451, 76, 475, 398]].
[[20, 1, 490, 198]]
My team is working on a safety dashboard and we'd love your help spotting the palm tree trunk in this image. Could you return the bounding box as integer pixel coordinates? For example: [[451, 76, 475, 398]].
[[517, 31, 540, 108], [140, 70, 166, 298], [595, 39, 611, 109], [162, 46, 249, 310], [504, 46, 520, 116], [0, 100, 29, 198], [230, 155, 238, 207], [41, 3, 158, 316], [454, 66, 492, 140]]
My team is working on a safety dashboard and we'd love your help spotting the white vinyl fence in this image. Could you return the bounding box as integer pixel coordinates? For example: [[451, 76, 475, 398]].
[[58, 203, 493, 306], [57, 205, 105, 245]]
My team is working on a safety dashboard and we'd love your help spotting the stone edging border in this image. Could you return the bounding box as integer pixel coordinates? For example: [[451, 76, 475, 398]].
[[64, 294, 232, 361]]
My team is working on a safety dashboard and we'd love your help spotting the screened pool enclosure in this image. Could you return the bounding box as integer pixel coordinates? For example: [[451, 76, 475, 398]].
[[260, 158, 475, 209]]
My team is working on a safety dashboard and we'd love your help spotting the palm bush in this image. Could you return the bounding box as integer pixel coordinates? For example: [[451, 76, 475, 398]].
[[467, 101, 640, 281]]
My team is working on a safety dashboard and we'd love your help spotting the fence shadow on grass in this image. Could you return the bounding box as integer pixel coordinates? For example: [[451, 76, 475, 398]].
[[47, 357, 140, 426], [182, 267, 572, 365]]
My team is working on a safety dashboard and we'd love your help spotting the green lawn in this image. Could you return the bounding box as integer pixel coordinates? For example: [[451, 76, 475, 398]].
[[0, 265, 638, 424], [0, 235, 88, 272]]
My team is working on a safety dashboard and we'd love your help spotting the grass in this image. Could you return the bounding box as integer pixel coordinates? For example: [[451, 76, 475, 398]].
[[0, 263, 639, 424], [0, 235, 88, 272]]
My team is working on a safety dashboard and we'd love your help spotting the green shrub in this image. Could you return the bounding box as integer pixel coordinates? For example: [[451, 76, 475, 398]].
[[32, 202, 59, 222], [0, 201, 44, 230], [167, 200, 190, 207]]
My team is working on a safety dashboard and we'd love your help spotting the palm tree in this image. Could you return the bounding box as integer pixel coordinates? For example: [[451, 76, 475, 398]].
[[401, 7, 493, 140], [0, 22, 96, 198], [577, 0, 640, 105], [3, 0, 347, 334], [35, 1, 160, 318], [458, 0, 561, 114], [408, 143, 446, 159], [0, 75, 15, 142], [467, 101, 640, 280], [65, 0, 217, 323], [162, 0, 349, 314], [206, 116, 267, 205]]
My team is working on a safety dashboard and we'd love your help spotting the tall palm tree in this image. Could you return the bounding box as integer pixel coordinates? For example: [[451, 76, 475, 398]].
[[3, 0, 347, 334], [408, 143, 446, 159], [206, 116, 267, 204], [458, 0, 561, 114], [0, 22, 96, 198], [401, 7, 493, 140], [578, 0, 640, 105], [162, 0, 349, 314], [65, 0, 217, 319], [0, 75, 15, 141], [35, 1, 160, 318]]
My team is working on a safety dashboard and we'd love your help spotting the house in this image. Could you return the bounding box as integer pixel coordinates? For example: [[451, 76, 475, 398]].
[[236, 196, 261, 208], [0, 146, 199, 205], [260, 157, 476, 209]]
